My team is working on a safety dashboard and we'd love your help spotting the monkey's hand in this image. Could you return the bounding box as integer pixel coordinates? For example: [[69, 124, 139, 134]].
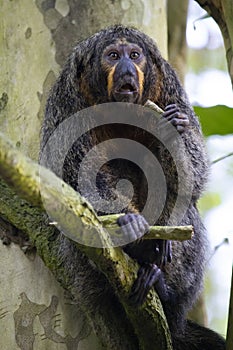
[[117, 213, 149, 241], [117, 214, 172, 305], [117, 214, 172, 264], [130, 263, 169, 306], [163, 104, 189, 133]]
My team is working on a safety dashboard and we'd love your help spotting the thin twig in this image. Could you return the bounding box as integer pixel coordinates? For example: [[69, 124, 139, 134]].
[[212, 152, 233, 165]]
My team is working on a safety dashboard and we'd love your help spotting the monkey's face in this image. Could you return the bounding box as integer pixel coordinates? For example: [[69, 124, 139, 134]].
[[102, 41, 146, 103]]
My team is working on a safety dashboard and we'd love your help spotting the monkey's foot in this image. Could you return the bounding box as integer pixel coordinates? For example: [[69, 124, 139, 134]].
[[130, 263, 163, 305], [117, 213, 149, 242], [163, 104, 189, 133]]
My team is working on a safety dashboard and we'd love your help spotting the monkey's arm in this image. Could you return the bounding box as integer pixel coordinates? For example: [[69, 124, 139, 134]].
[[145, 100, 209, 200], [162, 103, 209, 199]]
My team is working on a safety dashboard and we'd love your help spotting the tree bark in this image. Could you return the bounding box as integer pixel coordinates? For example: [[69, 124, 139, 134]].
[[195, 1, 233, 345], [226, 268, 233, 350], [195, 0, 233, 86], [167, 0, 189, 83], [0, 2, 169, 348]]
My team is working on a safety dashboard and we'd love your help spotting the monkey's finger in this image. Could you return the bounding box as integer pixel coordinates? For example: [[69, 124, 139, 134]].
[[167, 241, 172, 263], [166, 112, 189, 123], [130, 286, 147, 305], [131, 265, 148, 295], [116, 217, 137, 241], [117, 213, 148, 241], [163, 240, 172, 265], [164, 103, 178, 111], [169, 118, 189, 134], [137, 215, 150, 234], [129, 214, 149, 237], [121, 223, 139, 241], [176, 125, 186, 133], [162, 241, 168, 266], [163, 109, 179, 119], [130, 273, 149, 305], [170, 117, 189, 125]]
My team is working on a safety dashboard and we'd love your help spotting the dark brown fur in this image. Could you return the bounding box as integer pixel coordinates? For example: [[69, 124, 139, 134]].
[[40, 25, 225, 349]]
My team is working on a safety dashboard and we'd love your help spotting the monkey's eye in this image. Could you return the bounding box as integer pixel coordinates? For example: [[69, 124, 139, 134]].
[[108, 51, 120, 60], [130, 51, 140, 60]]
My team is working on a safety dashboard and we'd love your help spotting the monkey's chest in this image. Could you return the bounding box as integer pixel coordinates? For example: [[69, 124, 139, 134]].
[[96, 159, 148, 213]]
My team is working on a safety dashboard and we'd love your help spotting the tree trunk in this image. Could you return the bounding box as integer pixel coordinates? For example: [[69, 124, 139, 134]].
[[0, 1, 169, 349], [167, 0, 189, 83], [195, 0, 233, 86]]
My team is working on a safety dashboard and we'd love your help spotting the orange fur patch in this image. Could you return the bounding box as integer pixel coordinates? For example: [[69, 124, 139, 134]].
[[107, 65, 116, 97], [134, 64, 144, 98]]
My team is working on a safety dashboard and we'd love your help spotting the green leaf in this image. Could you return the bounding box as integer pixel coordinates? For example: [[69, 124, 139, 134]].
[[197, 192, 222, 215], [194, 105, 233, 136]]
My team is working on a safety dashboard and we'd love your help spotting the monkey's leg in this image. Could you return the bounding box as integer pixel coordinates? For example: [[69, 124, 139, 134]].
[[163, 104, 189, 133], [130, 264, 168, 305]]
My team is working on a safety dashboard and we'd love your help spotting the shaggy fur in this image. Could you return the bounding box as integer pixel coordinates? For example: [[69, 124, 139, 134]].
[[40, 25, 225, 349]]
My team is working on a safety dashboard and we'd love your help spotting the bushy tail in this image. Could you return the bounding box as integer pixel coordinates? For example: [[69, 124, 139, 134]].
[[172, 320, 226, 350]]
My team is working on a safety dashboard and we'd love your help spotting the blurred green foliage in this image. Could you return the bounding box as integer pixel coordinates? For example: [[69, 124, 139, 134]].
[[198, 192, 222, 216], [188, 47, 228, 73], [194, 105, 233, 136]]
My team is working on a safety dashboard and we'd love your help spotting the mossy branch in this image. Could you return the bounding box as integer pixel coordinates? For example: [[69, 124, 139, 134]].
[[100, 214, 193, 241], [0, 128, 193, 243], [0, 131, 174, 350]]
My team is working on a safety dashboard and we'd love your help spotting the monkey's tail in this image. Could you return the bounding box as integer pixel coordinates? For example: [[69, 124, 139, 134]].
[[172, 320, 226, 350]]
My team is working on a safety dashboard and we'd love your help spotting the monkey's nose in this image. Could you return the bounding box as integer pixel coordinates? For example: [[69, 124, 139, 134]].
[[114, 57, 137, 80]]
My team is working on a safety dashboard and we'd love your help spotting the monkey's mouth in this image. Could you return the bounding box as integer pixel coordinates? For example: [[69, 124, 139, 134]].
[[113, 83, 139, 102], [117, 83, 137, 94]]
